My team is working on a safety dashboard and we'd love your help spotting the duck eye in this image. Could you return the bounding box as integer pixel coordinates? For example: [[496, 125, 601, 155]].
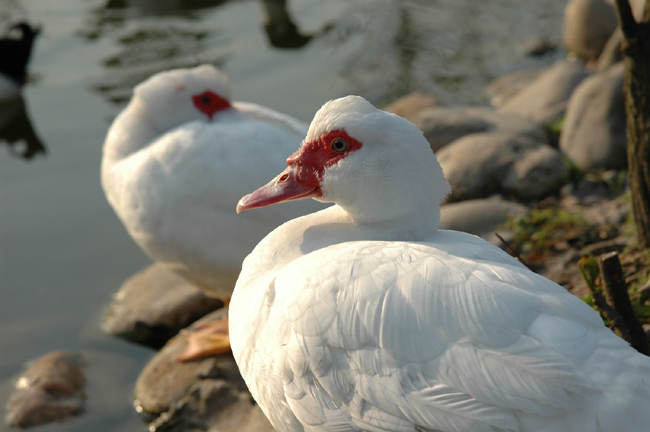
[[331, 138, 348, 153], [200, 96, 211, 105]]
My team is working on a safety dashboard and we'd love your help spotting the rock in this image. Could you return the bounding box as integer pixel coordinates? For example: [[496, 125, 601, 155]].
[[383, 91, 438, 123], [501, 145, 569, 200], [498, 60, 590, 125], [438, 132, 567, 202], [134, 310, 274, 432], [559, 62, 626, 170], [596, 28, 623, 72], [486, 69, 545, 108], [5, 352, 86, 428], [103, 263, 223, 349], [522, 38, 556, 57], [412, 106, 547, 152], [440, 196, 527, 245], [563, 0, 618, 60], [630, 0, 648, 21]]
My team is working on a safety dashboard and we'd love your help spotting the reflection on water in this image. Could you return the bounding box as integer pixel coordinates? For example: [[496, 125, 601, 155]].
[[261, 0, 332, 49], [0, 96, 45, 160]]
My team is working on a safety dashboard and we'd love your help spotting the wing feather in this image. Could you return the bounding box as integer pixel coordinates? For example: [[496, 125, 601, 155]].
[[270, 236, 609, 432]]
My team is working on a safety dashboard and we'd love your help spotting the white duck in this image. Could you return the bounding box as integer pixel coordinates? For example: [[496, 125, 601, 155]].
[[101, 64, 324, 359], [0, 22, 40, 101], [232, 95, 650, 432]]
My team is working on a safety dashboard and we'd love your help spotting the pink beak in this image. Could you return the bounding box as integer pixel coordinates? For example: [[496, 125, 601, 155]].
[[236, 166, 320, 213]]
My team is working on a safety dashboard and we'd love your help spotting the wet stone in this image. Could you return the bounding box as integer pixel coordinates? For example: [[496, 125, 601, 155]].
[[135, 310, 274, 432], [5, 352, 86, 428], [103, 262, 223, 349]]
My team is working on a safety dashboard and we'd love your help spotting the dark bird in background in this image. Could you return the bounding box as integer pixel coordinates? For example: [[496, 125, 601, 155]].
[[0, 21, 41, 89], [0, 22, 45, 159]]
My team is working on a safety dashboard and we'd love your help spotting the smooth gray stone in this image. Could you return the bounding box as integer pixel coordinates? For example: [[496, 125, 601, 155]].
[[413, 106, 547, 152], [498, 60, 590, 125], [560, 62, 626, 170], [486, 69, 545, 108], [383, 91, 438, 123], [502, 145, 569, 200], [440, 196, 526, 239], [563, 0, 618, 60], [438, 132, 566, 202]]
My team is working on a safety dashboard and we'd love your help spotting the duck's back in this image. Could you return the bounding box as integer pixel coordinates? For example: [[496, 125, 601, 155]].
[[231, 228, 650, 432]]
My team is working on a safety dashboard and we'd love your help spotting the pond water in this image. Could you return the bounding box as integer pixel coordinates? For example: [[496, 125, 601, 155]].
[[0, 0, 566, 430]]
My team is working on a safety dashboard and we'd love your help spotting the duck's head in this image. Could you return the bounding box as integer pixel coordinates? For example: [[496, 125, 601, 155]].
[[237, 96, 450, 226], [133, 64, 232, 133]]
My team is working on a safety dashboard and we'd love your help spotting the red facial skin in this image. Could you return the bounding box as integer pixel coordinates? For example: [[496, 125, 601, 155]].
[[192, 91, 232, 119], [236, 129, 363, 213]]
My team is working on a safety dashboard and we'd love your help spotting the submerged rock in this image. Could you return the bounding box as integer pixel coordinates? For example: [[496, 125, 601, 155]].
[[134, 310, 274, 432], [560, 62, 626, 170], [5, 352, 86, 428], [103, 263, 223, 348]]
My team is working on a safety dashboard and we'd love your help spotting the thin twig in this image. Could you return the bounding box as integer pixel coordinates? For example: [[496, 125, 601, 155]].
[[495, 232, 535, 273]]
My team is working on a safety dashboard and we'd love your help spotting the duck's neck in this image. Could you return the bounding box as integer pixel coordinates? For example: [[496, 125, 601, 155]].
[[342, 200, 441, 242], [103, 98, 158, 162]]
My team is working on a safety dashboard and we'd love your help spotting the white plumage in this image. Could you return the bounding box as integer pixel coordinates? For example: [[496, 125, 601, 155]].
[[101, 64, 324, 295], [231, 95, 650, 432]]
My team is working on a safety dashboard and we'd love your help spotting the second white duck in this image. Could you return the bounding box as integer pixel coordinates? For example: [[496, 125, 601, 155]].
[[101, 64, 324, 357]]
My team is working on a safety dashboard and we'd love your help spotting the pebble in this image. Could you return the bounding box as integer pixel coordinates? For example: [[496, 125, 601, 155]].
[[5, 352, 86, 428]]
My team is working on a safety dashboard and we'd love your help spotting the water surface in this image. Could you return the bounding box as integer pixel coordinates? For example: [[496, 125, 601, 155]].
[[0, 0, 566, 430]]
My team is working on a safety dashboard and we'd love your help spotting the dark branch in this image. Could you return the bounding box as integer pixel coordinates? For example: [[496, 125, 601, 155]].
[[598, 251, 650, 355], [614, 0, 639, 40]]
